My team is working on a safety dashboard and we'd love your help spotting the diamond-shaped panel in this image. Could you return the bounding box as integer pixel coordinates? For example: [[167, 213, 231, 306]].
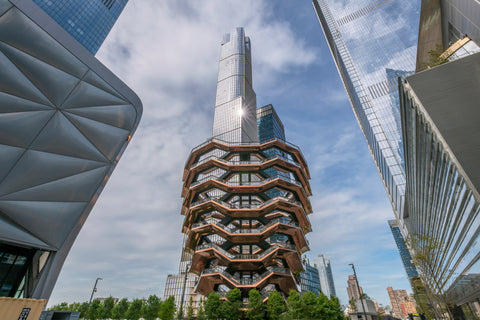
[[0, 7, 88, 78], [64, 104, 137, 130], [0, 201, 88, 249], [62, 80, 128, 109], [0, 166, 109, 202], [0, 216, 52, 250], [82, 70, 124, 99], [0, 144, 24, 183], [0, 150, 106, 197], [0, 110, 55, 148], [65, 112, 130, 160], [0, 2, 12, 17], [0, 91, 53, 113], [30, 112, 108, 162], [0, 41, 82, 106], [0, 48, 52, 105]]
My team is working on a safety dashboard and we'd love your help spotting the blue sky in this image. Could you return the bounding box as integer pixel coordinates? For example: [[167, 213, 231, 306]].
[[47, 0, 412, 308]]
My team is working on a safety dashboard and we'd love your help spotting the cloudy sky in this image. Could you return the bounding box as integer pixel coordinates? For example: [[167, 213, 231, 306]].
[[48, 0, 412, 307]]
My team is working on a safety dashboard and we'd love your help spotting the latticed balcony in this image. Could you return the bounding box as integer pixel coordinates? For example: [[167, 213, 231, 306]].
[[181, 139, 311, 298]]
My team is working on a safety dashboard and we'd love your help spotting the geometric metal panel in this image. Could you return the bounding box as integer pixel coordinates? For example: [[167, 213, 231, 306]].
[[0, 0, 142, 300], [0, 41, 81, 106], [0, 200, 88, 248], [64, 112, 130, 160], [30, 112, 108, 162], [0, 216, 51, 249]]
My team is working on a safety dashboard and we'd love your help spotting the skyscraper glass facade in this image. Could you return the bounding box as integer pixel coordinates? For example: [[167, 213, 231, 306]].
[[32, 0, 128, 54], [257, 104, 286, 142], [314, 254, 337, 297], [388, 220, 418, 279], [313, 0, 420, 225], [299, 260, 322, 295], [212, 28, 258, 143]]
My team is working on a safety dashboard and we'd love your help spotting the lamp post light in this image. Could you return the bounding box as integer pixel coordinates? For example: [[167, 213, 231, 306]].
[[84, 277, 102, 320], [349, 264, 368, 320]]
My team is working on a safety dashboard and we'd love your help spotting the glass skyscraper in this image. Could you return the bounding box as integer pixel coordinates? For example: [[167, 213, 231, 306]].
[[212, 28, 258, 143], [32, 0, 128, 54], [388, 220, 418, 280], [257, 104, 286, 142], [314, 254, 337, 298], [299, 257, 322, 295], [313, 0, 420, 229]]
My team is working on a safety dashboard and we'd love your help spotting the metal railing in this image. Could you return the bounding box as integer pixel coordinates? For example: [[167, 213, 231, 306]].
[[191, 217, 300, 234], [190, 196, 302, 210], [190, 174, 302, 188], [202, 266, 291, 285], [194, 242, 297, 261], [190, 137, 302, 154], [190, 153, 301, 170]]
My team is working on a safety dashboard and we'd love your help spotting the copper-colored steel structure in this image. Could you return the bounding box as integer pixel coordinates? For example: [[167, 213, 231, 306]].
[[182, 138, 312, 298]]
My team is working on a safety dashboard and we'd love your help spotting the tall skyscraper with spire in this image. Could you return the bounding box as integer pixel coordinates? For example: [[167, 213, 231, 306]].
[[213, 28, 258, 143], [167, 28, 313, 303]]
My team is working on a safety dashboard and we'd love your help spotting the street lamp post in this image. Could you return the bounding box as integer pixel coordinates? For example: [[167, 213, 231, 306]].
[[84, 277, 102, 320], [349, 264, 368, 320]]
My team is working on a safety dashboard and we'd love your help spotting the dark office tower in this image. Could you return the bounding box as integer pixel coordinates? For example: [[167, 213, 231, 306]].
[[181, 28, 313, 299], [312, 0, 420, 230], [299, 256, 322, 295], [0, 0, 141, 300], [32, 0, 128, 55], [257, 104, 286, 142]]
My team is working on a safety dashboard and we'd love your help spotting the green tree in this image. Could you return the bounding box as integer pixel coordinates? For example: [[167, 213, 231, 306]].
[[196, 298, 206, 320], [406, 234, 452, 319], [126, 298, 144, 320], [186, 296, 194, 320], [221, 288, 243, 320], [284, 290, 303, 320], [112, 298, 130, 320], [142, 295, 162, 320], [159, 296, 176, 320], [327, 296, 345, 320], [101, 297, 116, 319], [69, 302, 82, 313], [78, 302, 90, 318], [266, 291, 285, 320], [316, 293, 333, 319], [48, 302, 70, 311], [301, 291, 317, 319], [87, 299, 103, 320], [245, 289, 265, 320], [204, 292, 222, 320]]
